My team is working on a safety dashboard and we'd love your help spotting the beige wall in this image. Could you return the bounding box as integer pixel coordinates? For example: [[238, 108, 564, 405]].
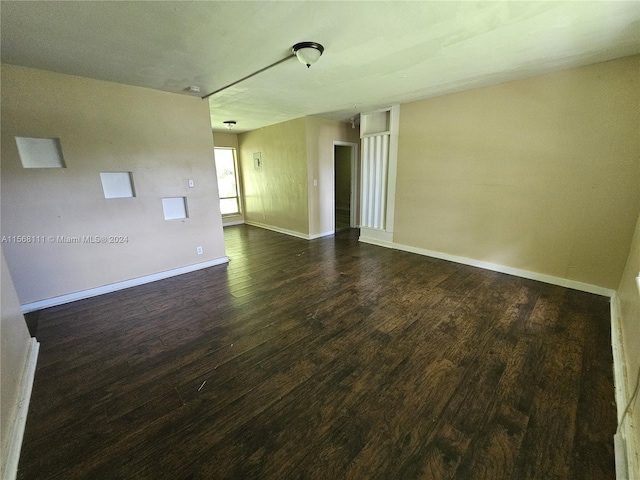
[[1, 65, 226, 305], [0, 249, 32, 466], [237, 117, 358, 237], [238, 118, 309, 235], [395, 55, 640, 289], [305, 117, 360, 236], [616, 212, 640, 462], [213, 131, 239, 149]]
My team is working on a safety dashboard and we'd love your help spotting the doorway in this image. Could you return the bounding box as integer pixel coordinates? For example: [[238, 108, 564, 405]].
[[334, 142, 358, 231]]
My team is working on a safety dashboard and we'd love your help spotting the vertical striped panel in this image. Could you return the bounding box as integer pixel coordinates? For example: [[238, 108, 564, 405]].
[[362, 137, 370, 227], [361, 134, 390, 229]]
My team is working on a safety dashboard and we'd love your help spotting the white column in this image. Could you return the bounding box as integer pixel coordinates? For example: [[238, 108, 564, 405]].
[[359, 106, 400, 247]]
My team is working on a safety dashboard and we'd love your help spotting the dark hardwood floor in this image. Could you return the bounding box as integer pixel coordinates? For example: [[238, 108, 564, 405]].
[[18, 225, 616, 479], [335, 208, 350, 231]]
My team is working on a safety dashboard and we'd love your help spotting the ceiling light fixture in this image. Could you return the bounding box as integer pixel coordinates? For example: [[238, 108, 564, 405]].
[[201, 41, 324, 100], [292, 42, 324, 68], [223, 121, 236, 130]]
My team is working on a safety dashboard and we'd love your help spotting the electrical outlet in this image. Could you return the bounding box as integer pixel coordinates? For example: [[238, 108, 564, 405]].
[[196, 246, 203, 255]]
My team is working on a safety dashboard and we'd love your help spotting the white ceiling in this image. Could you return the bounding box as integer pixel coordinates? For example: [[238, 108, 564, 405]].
[[2, 1, 639, 133]]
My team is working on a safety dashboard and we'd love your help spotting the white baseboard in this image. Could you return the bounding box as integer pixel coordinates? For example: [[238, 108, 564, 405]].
[[20, 257, 229, 313], [359, 227, 394, 248], [360, 237, 614, 298], [1, 338, 39, 480], [611, 294, 639, 480], [309, 230, 335, 240], [244, 221, 311, 240], [223, 219, 245, 227], [244, 221, 335, 241]]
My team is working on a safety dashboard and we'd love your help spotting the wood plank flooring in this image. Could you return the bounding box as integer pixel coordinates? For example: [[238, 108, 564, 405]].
[[335, 208, 350, 231], [17, 225, 616, 479]]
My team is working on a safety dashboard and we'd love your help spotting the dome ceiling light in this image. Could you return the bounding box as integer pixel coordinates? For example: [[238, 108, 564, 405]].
[[292, 42, 324, 68], [201, 41, 324, 100]]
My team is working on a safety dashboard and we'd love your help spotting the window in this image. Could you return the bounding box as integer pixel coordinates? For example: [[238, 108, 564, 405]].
[[214, 147, 241, 216]]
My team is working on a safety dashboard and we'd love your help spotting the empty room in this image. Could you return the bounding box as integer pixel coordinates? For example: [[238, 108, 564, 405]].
[[1, 2, 639, 479]]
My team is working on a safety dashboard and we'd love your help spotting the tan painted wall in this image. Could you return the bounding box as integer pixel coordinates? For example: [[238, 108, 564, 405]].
[[305, 117, 360, 236], [237, 118, 309, 235], [1, 65, 226, 305], [213, 131, 239, 149], [395, 56, 640, 289], [236, 117, 358, 237], [616, 212, 640, 461], [0, 249, 32, 466]]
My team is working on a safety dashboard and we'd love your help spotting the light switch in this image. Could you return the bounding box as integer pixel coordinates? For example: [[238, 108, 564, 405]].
[[313, 179, 318, 187], [253, 152, 262, 170], [188, 179, 195, 188]]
